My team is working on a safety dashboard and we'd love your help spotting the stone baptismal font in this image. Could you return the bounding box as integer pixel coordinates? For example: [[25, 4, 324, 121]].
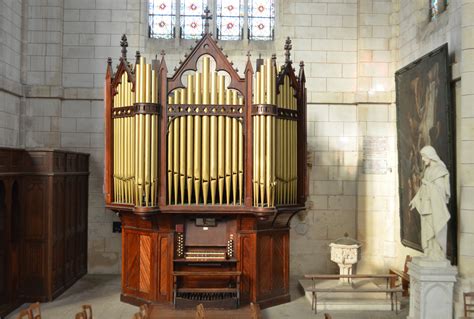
[[329, 233, 361, 285]]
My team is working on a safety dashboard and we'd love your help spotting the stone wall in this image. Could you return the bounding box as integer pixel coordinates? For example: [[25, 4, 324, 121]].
[[396, 0, 474, 316], [2, 1, 470, 298], [0, 0, 402, 279], [457, 0, 474, 314], [0, 0, 22, 147]]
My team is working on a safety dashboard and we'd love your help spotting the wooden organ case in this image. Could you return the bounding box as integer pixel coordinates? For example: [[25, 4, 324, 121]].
[[104, 30, 308, 309]]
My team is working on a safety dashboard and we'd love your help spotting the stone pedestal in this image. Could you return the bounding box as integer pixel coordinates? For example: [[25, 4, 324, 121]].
[[408, 257, 457, 319]]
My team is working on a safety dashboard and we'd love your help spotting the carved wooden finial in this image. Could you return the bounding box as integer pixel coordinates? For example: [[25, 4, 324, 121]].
[[160, 50, 166, 57], [107, 57, 112, 66], [120, 34, 128, 60], [284, 37, 292, 63], [299, 60, 306, 82], [135, 51, 141, 65], [201, 6, 212, 34], [247, 51, 251, 59]]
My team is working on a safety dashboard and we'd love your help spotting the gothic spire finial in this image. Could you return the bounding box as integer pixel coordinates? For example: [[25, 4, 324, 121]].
[[160, 49, 166, 57], [284, 37, 292, 63], [120, 34, 128, 60], [201, 6, 212, 34]]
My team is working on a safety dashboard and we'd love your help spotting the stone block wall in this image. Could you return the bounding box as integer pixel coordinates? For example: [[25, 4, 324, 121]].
[[2, 2, 471, 302], [0, 0, 22, 147], [0, 0, 401, 279], [456, 0, 474, 314]]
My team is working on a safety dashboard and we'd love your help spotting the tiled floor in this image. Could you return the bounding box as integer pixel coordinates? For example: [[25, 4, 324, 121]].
[[6, 275, 408, 319]]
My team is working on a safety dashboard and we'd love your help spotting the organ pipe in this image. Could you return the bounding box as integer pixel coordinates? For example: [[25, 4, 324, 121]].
[[108, 37, 305, 209]]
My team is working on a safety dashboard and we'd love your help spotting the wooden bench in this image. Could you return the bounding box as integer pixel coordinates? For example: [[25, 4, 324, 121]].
[[461, 292, 474, 319], [304, 274, 403, 314], [389, 255, 411, 297], [173, 271, 241, 309]]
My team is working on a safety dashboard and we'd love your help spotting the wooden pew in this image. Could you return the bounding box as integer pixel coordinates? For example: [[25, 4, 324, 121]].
[[389, 255, 411, 297], [461, 292, 474, 319], [304, 274, 403, 314]]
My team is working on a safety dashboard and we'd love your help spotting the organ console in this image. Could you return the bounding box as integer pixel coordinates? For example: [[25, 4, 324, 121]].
[[104, 27, 308, 309]]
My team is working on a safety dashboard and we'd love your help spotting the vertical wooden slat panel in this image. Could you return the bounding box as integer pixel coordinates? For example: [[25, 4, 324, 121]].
[[125, 231, 139, 291], [272, 234, 284, 293], [159, 235, 169, 296], [257, 234, 272, 297], [139, 235, 151, 293]]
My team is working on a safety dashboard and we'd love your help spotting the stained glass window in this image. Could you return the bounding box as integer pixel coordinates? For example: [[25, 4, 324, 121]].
[[180, 0, 206, 39], [216, 0, 244, 40], [148, 0, 275, 41], [149, 0, 176, 39], [248, 0, 275, 40], [430, 0, 448, 20]]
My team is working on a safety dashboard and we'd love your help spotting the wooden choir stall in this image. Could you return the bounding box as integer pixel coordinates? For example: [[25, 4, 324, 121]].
[[103, 28, 308, 310], [0, 148, 89, 317]]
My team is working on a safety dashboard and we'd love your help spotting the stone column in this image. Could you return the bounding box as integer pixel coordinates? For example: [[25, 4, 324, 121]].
[[408, 257, 458, 319]]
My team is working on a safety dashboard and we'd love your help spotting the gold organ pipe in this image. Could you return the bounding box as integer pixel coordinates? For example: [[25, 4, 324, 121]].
[[259, 65, 266, 206], [140, 57, 146, 103], [186, 74, 195, 204], [232, 91, 238, 205], [194, 73, 202, 204], [217, 75, 225, 205], [151, 115, 156, 205], [135, 63, 141, 203], [145, 65, 151, 206], [254, 67, 261, 206], [139, 60, 146, 204], [113, 107, 116, 201], [266, 59, 272, 104], [202, 57, 210, 205], [179, 89, 187, 204], [265, 61, 272, 206], [151, 70, 156, 103], [131, 109, 136, 205], [210, 72, 217, 205], [151, 68, 157, 206], [145, 117, 150, 203], [126, 81, 130, 201], [173, 90, 180, 204], [238, 96, 244, 205], [225, 89, 232, 204], [168, 95, 173, 204], [260, 64, 266, 107]]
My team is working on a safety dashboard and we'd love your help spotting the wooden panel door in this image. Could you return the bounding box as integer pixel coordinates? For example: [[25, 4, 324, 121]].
[[122, 228, 156, 301], [20, 177, 48, 298]]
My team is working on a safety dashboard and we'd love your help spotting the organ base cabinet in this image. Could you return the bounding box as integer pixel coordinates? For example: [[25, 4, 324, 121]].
[[105, 26, 308, 309], [117, 212, 296, 309], [0, 148, 89, 317]]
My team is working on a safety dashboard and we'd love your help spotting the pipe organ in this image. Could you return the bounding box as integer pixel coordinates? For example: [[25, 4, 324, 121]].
[[104, 31, 308, 309]]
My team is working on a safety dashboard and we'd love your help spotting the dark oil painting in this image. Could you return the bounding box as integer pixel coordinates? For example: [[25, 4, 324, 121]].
[[395, 43, 457, 264]]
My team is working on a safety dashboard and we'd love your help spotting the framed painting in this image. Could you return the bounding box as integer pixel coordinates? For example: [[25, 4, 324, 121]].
[[395, 43, 457, 264]]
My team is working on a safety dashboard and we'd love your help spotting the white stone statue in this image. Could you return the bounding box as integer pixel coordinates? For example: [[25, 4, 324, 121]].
[[409, 145, 451, 260]]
